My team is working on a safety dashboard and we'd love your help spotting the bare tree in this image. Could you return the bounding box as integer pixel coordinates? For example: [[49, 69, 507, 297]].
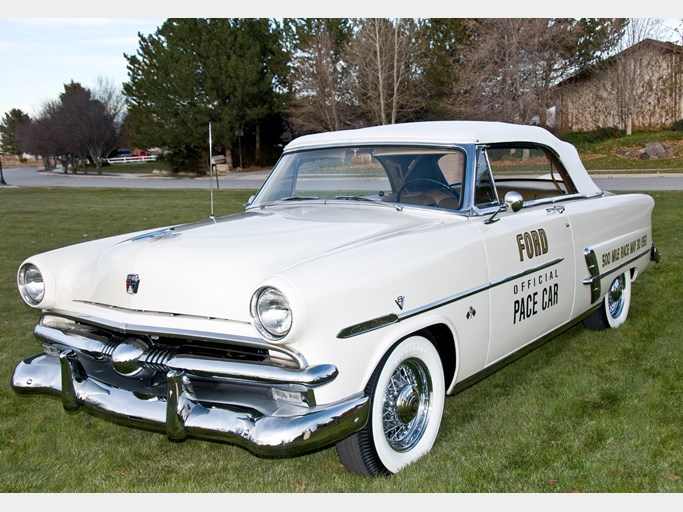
[[611, 19, 673, 134], [288, 20, 351, 133], [455, 19, 569, 124], [454, 19, 626, 127], [93, 75, 127, 127], [346, 18, 425, 126]]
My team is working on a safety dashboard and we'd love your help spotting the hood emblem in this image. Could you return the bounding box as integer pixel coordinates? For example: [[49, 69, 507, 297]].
[[126, 274, 141, 294], [395, 296, 405, 310]]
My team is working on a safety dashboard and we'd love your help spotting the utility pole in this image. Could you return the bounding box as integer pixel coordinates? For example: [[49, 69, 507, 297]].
[[235, 128, 243, 170]]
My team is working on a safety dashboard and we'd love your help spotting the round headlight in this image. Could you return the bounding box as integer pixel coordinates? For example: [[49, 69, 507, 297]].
[[250, 287, 292, 340], [18, 263, 45, 306]]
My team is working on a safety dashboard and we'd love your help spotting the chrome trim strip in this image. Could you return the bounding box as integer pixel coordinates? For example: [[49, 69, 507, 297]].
[[582, 244, 652, 304], [11, 353, 369, 457], [336, 314, 399, 339], [282, 141, 467, 154], [41, 311, 308, 369], [583, 248, 602, 303], [337, 257, 564, 339]]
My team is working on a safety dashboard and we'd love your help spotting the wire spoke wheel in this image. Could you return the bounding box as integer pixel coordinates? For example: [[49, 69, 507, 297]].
[[382, 359, 432, 452], [583, 271, 632, 330], [607, 274, 626, 319], [336, 335, 445, 476]]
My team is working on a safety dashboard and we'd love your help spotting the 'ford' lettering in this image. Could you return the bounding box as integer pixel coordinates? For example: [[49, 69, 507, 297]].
[[516, 229, 548, 262]]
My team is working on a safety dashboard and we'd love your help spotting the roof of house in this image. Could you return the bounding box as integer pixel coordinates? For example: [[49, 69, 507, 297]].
[[556, 38, 683, 88]]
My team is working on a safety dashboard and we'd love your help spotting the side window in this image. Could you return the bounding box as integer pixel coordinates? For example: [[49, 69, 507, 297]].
[[474, 147, 499, 208], [485, 145, 576, 203]]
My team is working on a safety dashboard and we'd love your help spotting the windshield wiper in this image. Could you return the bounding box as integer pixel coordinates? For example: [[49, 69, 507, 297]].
[[334, 195, 378, 202], [255, 195, 320, 209], [334, 195, 403, 211], [281, 195, 320, 201]]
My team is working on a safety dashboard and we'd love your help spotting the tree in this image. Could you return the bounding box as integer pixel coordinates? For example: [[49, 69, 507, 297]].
[[18, 81, 123, 172], [58, 81, 121, 172], [345, 18, 426, 126], [20, 100, 63, 171], [415, 18, 472, 120], [284, 18, 353, 134], [124, 18, 289, 173], [0, 108, 30, 157], [610, 19, 674, 135], [453, 18, 626, 125]]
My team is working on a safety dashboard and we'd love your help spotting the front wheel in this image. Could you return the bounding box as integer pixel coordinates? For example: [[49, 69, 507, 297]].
[[583, 271, 632, 330], [336, 335, 445, 476]]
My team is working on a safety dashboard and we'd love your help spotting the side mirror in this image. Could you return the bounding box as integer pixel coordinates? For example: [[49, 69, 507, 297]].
[[484, 191, 523, 224], [504, 191, 524, 213]]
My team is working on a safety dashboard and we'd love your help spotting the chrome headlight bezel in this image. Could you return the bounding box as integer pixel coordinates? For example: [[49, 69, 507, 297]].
[[18, 263, 45, 306], [250, 286, 293, 341]]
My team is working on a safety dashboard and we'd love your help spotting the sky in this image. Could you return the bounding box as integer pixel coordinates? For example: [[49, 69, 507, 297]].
[[0, 18, 166, 119], [1, 11, 682, 121]]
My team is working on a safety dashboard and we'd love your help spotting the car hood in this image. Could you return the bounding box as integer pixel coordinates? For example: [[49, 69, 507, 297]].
[[66, 204, 454, 322]]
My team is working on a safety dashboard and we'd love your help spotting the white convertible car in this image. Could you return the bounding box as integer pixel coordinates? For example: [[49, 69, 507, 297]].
[[12, 121, 660, 476]]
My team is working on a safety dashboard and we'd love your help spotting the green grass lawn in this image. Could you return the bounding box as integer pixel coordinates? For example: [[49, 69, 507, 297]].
[[562, 130, 683, 172], [0, 188, 681, 492]]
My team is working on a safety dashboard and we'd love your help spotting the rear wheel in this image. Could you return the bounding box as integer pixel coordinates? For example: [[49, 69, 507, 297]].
[[583, 271, 632, 330], [336, 335, 445, 476]]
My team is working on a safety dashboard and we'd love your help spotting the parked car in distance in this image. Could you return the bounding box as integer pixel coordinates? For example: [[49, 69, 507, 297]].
[[12, 121, 660, 476]]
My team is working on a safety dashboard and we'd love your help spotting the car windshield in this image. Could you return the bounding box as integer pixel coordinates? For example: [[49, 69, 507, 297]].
[[251, 146, 466, 211]]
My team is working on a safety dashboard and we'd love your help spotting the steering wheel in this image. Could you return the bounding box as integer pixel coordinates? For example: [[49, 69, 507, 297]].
[[396, 179, 460, 205]]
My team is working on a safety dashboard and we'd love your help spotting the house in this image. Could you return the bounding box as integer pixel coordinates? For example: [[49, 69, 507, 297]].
[[554, 39, 683, 134]]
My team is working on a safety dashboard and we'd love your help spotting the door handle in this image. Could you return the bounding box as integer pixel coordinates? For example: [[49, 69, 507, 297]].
[[546, 205, 565, 215]]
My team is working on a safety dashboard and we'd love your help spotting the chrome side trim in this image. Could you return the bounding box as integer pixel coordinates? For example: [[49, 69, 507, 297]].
[[11, 353, 369, 457], [337, 257, 564, 339], [582, 244, 652, 304], [583, 248, 602, 304], [336, 314, 399, 339]]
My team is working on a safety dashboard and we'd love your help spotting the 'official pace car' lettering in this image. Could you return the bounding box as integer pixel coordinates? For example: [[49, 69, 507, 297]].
[[513, 284, 559, 324], [512, 268, 560, 324], [516, 228, 548, 262]]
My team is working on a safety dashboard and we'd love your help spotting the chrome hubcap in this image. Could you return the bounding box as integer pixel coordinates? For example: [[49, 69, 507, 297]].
[[395, 385, 420, 423], [607, 275, 625, 319]]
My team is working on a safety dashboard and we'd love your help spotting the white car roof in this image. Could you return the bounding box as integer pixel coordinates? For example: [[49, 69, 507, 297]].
[[284, 121, 602, 196]]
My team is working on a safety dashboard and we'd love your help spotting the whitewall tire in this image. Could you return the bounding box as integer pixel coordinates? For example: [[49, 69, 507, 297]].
[[336, 335, 445, 476], [583, 271, 632, 330]]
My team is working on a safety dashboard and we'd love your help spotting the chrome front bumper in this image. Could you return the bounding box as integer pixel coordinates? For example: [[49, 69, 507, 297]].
[[11, 318, 369, 458]]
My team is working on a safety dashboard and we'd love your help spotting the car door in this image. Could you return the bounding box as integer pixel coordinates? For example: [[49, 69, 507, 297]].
[[473, 145, 576, 365]]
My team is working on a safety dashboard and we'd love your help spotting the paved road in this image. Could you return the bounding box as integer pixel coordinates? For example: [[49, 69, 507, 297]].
[[592, 173, 683, 191], [2, 166, 683, 191], [0, 167, 270, 190]]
